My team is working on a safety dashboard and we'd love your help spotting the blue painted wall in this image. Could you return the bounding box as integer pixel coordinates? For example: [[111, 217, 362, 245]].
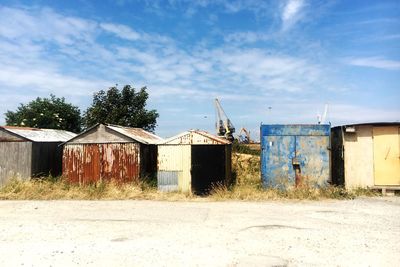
[[261, 124, 330, 188]]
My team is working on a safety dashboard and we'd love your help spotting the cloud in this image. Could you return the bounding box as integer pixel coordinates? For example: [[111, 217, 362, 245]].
[[0, 65, 107, 96], [0, 4, 397, 136], [0, 7, 96, 45], [281, 0, 306, 30], [0, 5, 325, 109], [224, 31, 272, 43], [100, 23, 140, 41], [345, 57, 400, 70]]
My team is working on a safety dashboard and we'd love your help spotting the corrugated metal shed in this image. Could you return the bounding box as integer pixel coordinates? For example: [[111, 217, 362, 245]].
[[0, 126, 76, 142], [261, 124, 330, 188], [331, 122, 400, 189], [162, 130, 231, 145], [157, 130, 231, 194], [107, 125, 163, 144], [62, 124, 162, 184], [0, 126, 77, 185]]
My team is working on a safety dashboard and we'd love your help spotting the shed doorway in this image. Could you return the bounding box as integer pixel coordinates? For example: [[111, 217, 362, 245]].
[[373, 126, 400, 186], [191, 145, 226, 195]]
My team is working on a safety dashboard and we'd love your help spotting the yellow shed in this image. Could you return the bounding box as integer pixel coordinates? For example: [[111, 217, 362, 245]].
[[157, 130, 231, 195], [331, 122, 400, 191]]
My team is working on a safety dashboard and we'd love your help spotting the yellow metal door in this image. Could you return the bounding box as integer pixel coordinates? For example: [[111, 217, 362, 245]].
[[373, 126, 400, 185]]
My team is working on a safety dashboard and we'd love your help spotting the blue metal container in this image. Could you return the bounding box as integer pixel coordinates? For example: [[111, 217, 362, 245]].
[[260, 124, 330, 188]]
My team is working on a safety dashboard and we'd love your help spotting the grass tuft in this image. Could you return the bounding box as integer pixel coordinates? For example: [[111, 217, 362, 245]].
[[0, 152, 380, 201]]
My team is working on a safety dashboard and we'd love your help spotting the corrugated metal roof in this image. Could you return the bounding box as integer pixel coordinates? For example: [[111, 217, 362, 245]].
[[0, 126, 77, 142], [107, 124, 163, 145], [161, 130, 231, 145]]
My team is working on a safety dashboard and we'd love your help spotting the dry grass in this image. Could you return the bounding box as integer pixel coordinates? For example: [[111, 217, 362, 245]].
[[0, 178, 195, 201], [210, 152, 379, 201], [0, 152, 379, 201]]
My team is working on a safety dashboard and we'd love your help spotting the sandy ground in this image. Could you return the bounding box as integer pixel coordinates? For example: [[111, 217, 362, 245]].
[[0, 198, 399, 267]]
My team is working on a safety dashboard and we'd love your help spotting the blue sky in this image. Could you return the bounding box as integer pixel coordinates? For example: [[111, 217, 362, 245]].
[[0, 0, 399, 138]]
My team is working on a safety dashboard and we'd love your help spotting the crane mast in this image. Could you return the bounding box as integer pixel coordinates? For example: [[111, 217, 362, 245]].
[[214, 98, 235, 141]]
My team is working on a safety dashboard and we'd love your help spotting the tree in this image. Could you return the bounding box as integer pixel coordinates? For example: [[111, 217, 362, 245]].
[[5, 95, 82, 133], [83, 85, 159, 132]]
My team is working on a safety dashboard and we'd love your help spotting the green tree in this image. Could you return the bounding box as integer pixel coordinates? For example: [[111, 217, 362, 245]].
[[5, 95, 82, 133], [83, 85, 159, 132]]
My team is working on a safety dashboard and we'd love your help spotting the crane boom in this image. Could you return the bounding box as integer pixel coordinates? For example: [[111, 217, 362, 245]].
[[214, 98, 235, 141]]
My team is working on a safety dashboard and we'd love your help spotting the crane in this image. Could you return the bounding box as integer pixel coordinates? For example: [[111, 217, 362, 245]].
[[214, 98, 235, 141], [238, 127, 251, 144]]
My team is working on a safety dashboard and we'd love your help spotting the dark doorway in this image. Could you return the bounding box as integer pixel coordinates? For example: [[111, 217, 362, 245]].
[[191, 145, 226, 195]]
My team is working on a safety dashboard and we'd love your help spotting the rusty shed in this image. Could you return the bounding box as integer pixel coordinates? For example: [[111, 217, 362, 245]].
[[0, 126, 76, 185], [331, 122, 400, 190], [157, 130, 231, 194], [62, 124, 163, 184], [261, 124, 331, 188]]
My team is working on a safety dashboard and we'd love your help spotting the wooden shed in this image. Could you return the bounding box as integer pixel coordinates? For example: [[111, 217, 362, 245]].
[[331, 122, 400, 190], [0, 126, 76, 186], [157, 130, 231, 195], [62, 124, 163, 184]]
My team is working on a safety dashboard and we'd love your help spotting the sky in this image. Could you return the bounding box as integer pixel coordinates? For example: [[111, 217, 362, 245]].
[[0, 0, 399, 139]]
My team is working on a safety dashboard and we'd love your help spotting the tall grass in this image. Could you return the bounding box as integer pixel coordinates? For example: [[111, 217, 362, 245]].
[[0, 177, 193, 201], [210, 152, 378, 201], [0, 152, 379, 200]]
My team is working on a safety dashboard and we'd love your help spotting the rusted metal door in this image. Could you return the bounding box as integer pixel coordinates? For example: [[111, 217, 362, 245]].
[[63, 143, 140, 184], [100, 143, 140, 183]]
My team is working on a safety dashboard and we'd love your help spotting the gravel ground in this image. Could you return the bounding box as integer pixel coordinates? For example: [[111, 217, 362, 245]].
[[0, 197, 399, 267]]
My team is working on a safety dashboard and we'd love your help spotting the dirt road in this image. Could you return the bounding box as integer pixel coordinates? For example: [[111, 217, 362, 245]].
[[0, 198, 399, 266]]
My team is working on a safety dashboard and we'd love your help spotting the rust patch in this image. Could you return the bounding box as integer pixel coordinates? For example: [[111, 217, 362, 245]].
[[63, 143, 140, 185]]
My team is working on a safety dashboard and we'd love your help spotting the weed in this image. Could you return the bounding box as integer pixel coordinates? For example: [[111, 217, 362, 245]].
[[0, 153, 380, 201]]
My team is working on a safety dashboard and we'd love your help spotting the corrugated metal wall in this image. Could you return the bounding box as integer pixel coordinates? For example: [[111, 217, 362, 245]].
[[0, 142, 32, 185], [164, 132, 227, 145], [157, 145, 191, 192], [157, 144, 232, 194], [63, 143, 140, 184], [261, 124, 330, 188]]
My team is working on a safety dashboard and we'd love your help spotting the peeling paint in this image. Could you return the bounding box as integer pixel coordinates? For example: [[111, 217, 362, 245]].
[[63, 143, 140, 184], [261, 124, 330, 188]]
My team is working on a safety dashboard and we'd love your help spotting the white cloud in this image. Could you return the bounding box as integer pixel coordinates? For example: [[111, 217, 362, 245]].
[[224, 31, 272, 43], [100, 23, 140, 41], [0, 65, 107, 96], [281, 0, 306, 30], [345, 57, 400, 70], [1, 5, 397, 136], [0, 7, 96, 45]]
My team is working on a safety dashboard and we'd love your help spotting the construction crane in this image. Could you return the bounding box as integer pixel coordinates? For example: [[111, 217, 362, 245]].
[[214, 98, 235, 141], [238, 127, 251, 144]]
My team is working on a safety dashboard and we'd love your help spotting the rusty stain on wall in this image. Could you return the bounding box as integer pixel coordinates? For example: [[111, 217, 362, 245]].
[[63, 143, 140, 184]]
